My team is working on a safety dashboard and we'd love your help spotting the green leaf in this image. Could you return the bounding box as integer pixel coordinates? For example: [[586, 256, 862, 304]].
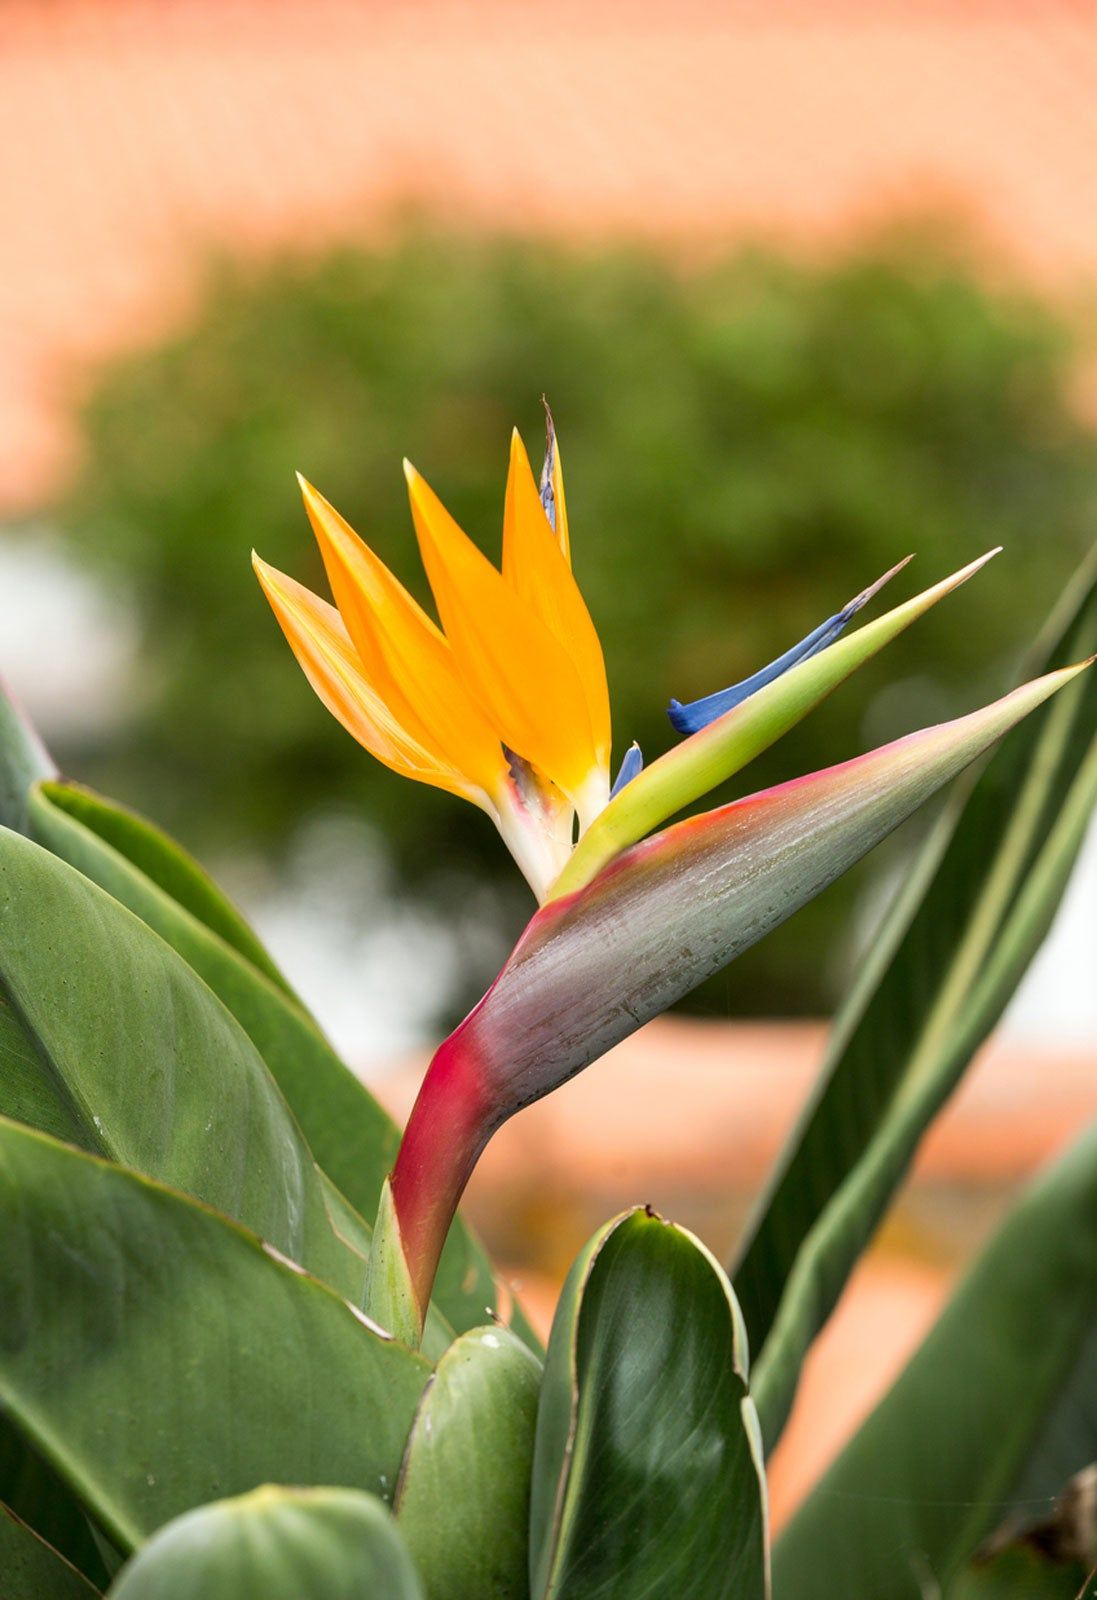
[[0, 678, 55, 836], [0, 826, 365, 1302], [25, 781, 530, 1351], [735, 545, 1097, 1450], [529, 1209, 768, 1600], [26, 780, 397, 1240], [0, 1116, 429, 1555], [1, 1503, 102, 1598], [106, 1486, 424, 1599], [1, 1413, 112, 1587], [772, 1121, 1097, 1600], [33, 782, 295, 995], [396, 1325, 542, 1600]]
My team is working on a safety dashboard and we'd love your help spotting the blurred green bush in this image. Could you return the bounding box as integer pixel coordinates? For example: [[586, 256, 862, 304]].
[[51, 226, 1097, 1019]]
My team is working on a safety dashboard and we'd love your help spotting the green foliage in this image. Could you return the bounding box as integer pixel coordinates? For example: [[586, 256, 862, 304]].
[[773, 1123, 1097, 1599], [0, 1116, 429, 1555], [0, 469, 1093, 1591], [107, 1488, 425, 1600], [529, 1210, 768, 1599], [396, 1327, 541, 1599], [736, 546, 1097, 1450], [52, 226, 1097, 1015]]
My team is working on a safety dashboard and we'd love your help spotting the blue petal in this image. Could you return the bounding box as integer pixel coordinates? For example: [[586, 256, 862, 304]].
[[610, 742, 644, 796], [668, 556, 912, 736], [539, 399, 559, 533]]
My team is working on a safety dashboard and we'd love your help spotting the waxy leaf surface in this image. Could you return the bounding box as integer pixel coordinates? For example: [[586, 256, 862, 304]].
[[529, 1210, 768, 1600], [27, 778, 527, 1348], [397, 1325, 542, 1599], [107, 1488, 424, 1600], [0, 1118, 429, 1554], [0, 826, 364, 1301]]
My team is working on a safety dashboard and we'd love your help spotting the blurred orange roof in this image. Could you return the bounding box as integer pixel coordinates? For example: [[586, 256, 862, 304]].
[[5, 0, 1097, 508]]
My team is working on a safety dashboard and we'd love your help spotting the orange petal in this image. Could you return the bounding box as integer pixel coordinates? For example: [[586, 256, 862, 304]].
[[252, 553, 487, 806], [404, 461, 600, 805], [297, 477, 508, 798], [503, 429, 611, 768]]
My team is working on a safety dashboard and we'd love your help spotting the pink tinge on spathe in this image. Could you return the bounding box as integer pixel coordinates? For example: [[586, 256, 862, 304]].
[[383, 663, 1081, 1317]]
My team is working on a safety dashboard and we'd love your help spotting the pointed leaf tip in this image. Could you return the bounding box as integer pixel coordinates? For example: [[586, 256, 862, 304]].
[[461, 661, 1080, 1131], [560, 550, 1009, 896], [668, 552, 919, 737]]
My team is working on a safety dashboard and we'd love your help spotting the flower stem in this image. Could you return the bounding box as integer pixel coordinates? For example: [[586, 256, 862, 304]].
[[388, 1027, 492, 1320]]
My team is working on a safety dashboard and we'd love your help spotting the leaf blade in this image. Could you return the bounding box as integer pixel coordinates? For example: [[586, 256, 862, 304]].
[[733, 547, 1097, 1449], [396, 1325, 542, 1599], [0, 1117, 429, 1554], [529, 1209, 768, 1600], [0, 1503, 102, 1599], [0, 826, 364, 1301], [106, 1487, 425, 1600], [772, 1122, 1097, 1600]]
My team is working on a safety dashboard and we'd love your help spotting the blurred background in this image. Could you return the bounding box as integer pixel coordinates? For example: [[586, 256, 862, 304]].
[[2, 0, 1095, 1523]]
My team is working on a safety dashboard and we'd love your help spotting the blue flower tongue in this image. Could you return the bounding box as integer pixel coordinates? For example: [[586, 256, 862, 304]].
[[667, 555, 914, 736], [610, 741, 644, 797], [539, 399, 560, 533]]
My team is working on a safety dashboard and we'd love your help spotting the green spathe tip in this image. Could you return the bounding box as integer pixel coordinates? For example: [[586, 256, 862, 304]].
[[551, 550, 1002, 898]]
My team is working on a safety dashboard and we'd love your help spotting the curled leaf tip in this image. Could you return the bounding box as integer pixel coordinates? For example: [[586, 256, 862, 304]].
[[844, 553, 915, 612], [668, 553, 919, 736]]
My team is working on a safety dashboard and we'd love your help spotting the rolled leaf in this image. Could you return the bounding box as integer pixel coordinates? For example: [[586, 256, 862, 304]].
[[773, 1120, 1097, 1600], [0, 1117, 429, 1554], [106, 1488, 424, 1600], [735, 545, 1097, 1449], [529, 1208, 768, 1600], [396, 1326, 542, 1599]]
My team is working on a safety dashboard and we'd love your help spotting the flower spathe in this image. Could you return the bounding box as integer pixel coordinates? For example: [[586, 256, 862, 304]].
[[253, 416, 611, 900], [254, 411, 1093, 1341]]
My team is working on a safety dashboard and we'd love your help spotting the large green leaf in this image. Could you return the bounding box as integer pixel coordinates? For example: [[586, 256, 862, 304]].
[[0, 1117, 429, 1554], [32, 782, 296, 995], [1, 1503, 102, 1598], [25, 780, 527, 1350], [26, 781, 397, 1230], [396, 1325, 542, 1599], [106, 1487, 424, 1600], [0, 677, 55, 836], [773, 1121, 1097, 1600], [735, 546, 1097, 1449], [529, 1209, 768, 1600], [0, 826, 364, 1301]]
